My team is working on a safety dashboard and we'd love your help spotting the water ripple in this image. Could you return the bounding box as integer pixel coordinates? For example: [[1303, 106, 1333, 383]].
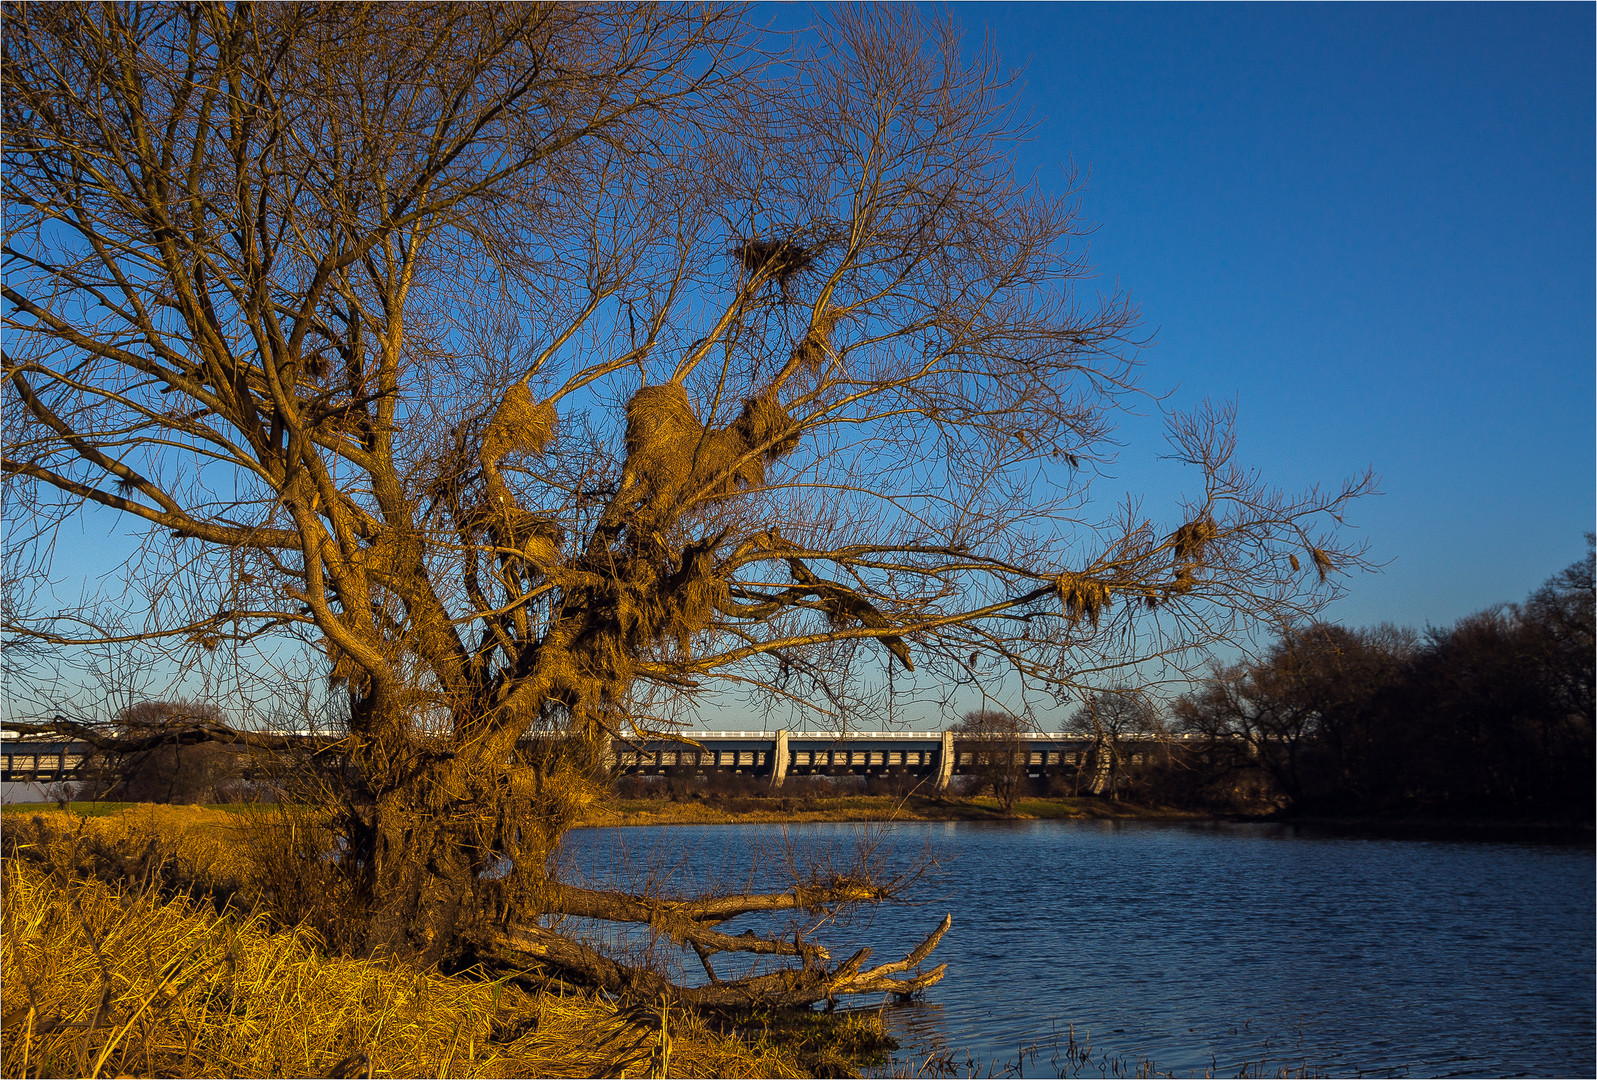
[[562, 819, 1595, 1077]]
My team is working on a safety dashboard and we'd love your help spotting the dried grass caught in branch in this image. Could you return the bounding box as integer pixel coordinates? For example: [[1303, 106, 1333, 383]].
[[624, 384, 799, 501], [1055, 572, 1110, 625], [471, 384, 558, 543], [790, 560, 914, 670], [697, 428, 763, 489], [794, 306, 838, 372], [624, 382, 703, 496], [733, 237, 814, 296], [1170, 517, 1217, 562], [480, 382, 557, 464], [485, 508, 563, 565], [732, 391, 801, 460], [663, 558, 729, 653]]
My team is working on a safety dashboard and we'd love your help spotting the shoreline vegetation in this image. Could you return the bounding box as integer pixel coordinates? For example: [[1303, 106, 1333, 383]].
[[581, 793, 1207, 828], [583, 795, 1595, 834], [0, 795, 1195, 1080], [3, 798, 1588, 1079], [5, 793, 1592, 831], [1, 793, 1198, 825], [0, 804, 898, 1079]]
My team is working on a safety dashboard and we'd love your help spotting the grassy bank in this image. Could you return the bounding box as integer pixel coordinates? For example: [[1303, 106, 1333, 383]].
[[1, 794, 1214, 830], [0, 807, 892, 1078], [581, 792, 1207, 828], [0, 793, 1190, 1077]]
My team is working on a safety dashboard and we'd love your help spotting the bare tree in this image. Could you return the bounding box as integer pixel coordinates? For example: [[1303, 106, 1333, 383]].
[[1172, 623, 1414, 809], [3, 4, 1373, 1004], [75, 699, 249, 804], [1066, 688, 1163, 800], [952, 709, 1029, 813]]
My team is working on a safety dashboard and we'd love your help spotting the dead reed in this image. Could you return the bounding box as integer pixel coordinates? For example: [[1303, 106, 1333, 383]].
[[0, 811, 812, 1078], [623, 382, 799, 506], [481, 381, 557, 465]]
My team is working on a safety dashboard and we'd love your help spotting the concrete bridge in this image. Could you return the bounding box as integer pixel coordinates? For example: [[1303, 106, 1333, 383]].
[[2, 729, 1180, 791], [1, 740, 90, 785], [612, 729, 1177, 789]]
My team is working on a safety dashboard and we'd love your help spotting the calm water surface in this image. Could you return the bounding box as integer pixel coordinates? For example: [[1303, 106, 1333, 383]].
[[560, 820, 1595, 1077]]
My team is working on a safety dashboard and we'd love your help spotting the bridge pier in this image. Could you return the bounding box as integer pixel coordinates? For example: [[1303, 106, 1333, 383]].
[[935, 729, 955, 791], [769, 729, 790, 788]]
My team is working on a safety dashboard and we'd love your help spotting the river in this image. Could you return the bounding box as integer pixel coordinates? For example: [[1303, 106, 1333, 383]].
[[559, 818, 1595, 1078]]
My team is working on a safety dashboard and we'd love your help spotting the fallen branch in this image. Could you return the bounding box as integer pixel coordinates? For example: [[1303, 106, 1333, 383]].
[[541, 882, 829, 961], [495, 914, 950, 1009]]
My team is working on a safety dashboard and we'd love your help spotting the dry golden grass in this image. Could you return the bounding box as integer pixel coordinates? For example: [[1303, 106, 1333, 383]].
[[481, 381, 557, 463], [1054, 571, 1110, 625], [79, 802, 254, 880], [1, 812, 812, 1078]]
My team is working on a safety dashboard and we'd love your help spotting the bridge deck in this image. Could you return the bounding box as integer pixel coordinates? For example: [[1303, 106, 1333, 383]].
[[2, 730, 1184, 786]]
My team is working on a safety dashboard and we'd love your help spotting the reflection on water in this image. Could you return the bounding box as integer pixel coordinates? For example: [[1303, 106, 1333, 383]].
[[561, 819, 1595, 1078]]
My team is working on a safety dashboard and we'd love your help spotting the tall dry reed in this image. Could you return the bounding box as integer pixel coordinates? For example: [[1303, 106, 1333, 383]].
[[1, 811, 808, 1078]]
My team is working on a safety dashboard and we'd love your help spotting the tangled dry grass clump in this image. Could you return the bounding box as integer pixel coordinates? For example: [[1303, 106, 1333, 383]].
[[732, 238, 815, 298], [472, 381, 563, 564], [0, 809, 839, 1079], [480, 381, 558, 468], [1169, 518, 1217, 562], [794, 307, 839, 373], [623, 383, 800, 510], [1055, 572, 1111, 625]]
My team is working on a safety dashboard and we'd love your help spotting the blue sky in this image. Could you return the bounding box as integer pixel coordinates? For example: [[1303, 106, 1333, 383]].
[[943, 2, 1594, 630], [10, 5, 1592, 729]]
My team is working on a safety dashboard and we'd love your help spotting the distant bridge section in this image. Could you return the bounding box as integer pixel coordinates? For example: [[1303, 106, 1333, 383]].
[[0, 740, 87, 784], [2, 729, 1184, 792], [611, 729, 1179, 789]]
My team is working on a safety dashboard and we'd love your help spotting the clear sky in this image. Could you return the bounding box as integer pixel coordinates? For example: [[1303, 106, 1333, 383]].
[[944, 2, 1594, 631]]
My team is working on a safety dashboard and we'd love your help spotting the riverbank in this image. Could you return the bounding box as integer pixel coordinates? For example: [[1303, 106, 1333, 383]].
[[0, 809, 890, 1079], [16, 796, 1587, 835], [580, 793, 1209, 827], [0, 794, 1213, 828]]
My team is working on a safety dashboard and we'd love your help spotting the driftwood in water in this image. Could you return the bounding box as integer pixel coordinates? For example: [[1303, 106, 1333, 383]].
[[494, 883, 950, 1009]]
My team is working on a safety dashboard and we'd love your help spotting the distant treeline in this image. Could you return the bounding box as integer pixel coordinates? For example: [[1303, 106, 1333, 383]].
[[1161, 539, 1594, 821], [68, 541, 1594, 825]]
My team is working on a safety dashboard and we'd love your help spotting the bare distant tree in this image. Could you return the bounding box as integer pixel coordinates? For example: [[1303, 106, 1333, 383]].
[[952, 710, 1029, 813], [1173, 623, 1414, 807], [72, 700, 248, 804], [1067, 688, 1163, 800], [3, 4, 1372, 1004]]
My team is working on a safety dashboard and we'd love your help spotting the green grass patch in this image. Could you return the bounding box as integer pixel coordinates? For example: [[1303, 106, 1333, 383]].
[[582, 793, 1203, 827]]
